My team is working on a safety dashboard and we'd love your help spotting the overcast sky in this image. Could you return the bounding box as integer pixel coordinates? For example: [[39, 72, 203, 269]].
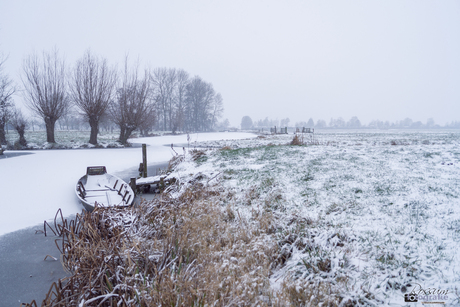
[[1, 1, 459, 127]]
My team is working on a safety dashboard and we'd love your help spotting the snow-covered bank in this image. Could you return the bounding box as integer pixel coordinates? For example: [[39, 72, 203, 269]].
[[168, 130, 460, 305], [0, 132, 256, 236]]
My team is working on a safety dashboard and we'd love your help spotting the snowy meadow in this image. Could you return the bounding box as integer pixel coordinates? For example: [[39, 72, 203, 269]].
[[170, 130, 460, 305], [3, 129, 460, 306]]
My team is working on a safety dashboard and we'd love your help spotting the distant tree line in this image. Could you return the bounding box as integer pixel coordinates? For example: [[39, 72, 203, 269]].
[[0, 49, 225, 148], [241, 115, 458, 130]]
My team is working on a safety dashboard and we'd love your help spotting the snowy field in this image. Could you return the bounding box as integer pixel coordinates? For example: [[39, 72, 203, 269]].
[[0, 132, 255, 236], [171, 130, 460, 305], [2, 129, 460, 305]]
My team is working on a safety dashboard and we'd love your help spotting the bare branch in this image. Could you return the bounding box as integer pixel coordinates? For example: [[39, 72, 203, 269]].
[[69, 50, 117, 144], [0, 54, 16, 145], [109, 58, 154, 145]]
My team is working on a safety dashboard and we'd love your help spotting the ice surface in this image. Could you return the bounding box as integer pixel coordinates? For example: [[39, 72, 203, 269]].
[[0, 132, 255, 236]]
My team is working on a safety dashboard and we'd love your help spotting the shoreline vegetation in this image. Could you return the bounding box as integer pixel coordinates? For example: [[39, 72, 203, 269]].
[[21, 131, 460, 306], [26, 154, 285, 306]]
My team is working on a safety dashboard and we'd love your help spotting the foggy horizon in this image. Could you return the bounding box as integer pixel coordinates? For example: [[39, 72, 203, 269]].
[[1, 1, 459, 128]]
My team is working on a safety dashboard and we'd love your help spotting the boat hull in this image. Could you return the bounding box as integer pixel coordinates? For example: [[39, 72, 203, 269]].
[[75, 167, 135, 211]]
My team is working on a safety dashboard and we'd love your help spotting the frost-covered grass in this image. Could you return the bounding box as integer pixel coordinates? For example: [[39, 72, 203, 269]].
[[169, 130, 460, 305], [30, 130, 460, 306]]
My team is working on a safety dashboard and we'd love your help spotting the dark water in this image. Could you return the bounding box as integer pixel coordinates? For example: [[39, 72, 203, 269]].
[[0, 224, 70, 306], [0, 161, 168, 306]]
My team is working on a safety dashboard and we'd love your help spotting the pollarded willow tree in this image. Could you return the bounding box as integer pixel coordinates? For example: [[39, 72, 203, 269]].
[[109, 60, 154, 145], [0, 54, 16, 146], [21, 50, 70, 143], [70, 50, 117, 145], [10, 107, 28, 147]]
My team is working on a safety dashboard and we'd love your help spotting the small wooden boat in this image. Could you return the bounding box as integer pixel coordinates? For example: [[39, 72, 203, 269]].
[[76, 166, 135, 211]]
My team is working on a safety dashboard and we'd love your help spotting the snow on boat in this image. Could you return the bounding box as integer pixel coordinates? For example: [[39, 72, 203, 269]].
[[75, 166, 135, 211]]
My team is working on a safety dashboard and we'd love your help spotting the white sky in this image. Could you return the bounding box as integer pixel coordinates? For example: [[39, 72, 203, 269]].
[[1, 0, 459, 127]]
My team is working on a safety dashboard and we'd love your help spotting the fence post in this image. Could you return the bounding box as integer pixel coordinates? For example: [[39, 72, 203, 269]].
[[142, 144, 147, 178], [130, 178, 137, 193]]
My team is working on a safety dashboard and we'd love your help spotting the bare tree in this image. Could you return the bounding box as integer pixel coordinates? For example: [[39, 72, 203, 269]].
[[346, 116, 361, 128], [109, 60, 154, 145], [70, 50, 117, 144], [138, 112, 156, 136], [21, 50, 70, 143], [211, 93, 224, 130], [151, 67, 177, 131], [280, 118, 290, 128], [172, 69, 189, 133], [0, 54, 16, 145], [184, 76, 215, 132], [10, 107, 28, 147], [241, 116, 253, 130], [150, 69, 221, 133]]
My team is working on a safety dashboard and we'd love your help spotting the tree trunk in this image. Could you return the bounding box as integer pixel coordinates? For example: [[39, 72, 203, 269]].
[[89, 117, 99, 145], [18, 127, 27, 147], [118, 126, 126, 144], [163, 105, 167, 131], [0, 125, 6, 145], [119, 127, 135, 145], [45, 118, 56, 143]]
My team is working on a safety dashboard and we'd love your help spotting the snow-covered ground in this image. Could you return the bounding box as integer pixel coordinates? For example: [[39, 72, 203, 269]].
[[0, 132, 256, 236], [3, 129, 460, 305], [170, 129, 460, 305]]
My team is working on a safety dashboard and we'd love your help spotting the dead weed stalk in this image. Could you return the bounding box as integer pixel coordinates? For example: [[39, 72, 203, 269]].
[[31, 183, 281, 306]]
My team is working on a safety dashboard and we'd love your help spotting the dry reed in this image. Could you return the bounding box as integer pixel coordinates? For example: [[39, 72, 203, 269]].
[[24, 147, 356, 306], [27, 183, 283, 306]]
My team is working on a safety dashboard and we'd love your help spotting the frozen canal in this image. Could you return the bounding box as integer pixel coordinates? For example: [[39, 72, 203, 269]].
[[0, 132, 255, 236], [0, 132, 255, 306]]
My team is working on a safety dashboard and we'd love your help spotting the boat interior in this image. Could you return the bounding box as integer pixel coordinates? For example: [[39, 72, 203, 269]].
[[77, 174, 133, 207]]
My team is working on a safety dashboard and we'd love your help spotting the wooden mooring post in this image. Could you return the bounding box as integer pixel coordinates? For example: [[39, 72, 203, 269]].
[[142, 144, 147, 178], [129, 178, 137, 193]]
